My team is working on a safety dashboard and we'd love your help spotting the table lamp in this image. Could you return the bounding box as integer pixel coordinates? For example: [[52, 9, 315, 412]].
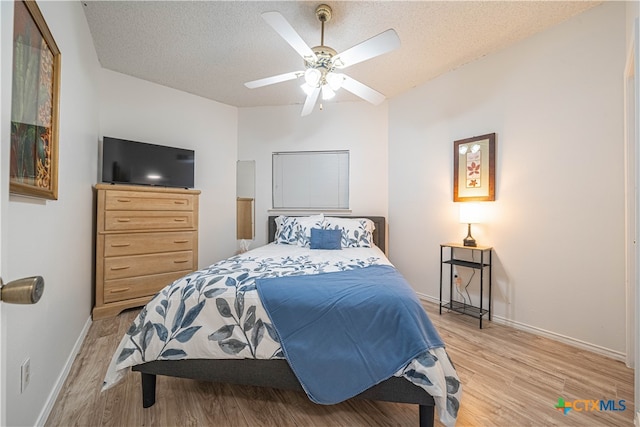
[[459, 203, 481, 247]]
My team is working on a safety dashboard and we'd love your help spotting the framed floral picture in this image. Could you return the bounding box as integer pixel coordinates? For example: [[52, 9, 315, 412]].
[[10, 0, 61, 200], [453, 133, 496, 202]]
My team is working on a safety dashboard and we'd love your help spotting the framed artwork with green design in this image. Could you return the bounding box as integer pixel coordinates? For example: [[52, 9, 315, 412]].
[[10, 0, 61, 200]]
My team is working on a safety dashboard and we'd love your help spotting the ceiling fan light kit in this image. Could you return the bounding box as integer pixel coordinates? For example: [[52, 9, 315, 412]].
[[304, 68, 322, 87], [244, 4, 400, 116]]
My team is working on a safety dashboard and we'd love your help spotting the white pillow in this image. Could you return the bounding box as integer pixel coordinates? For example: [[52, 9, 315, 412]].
[[323, 217, 375, 248], [274, 214, 324, 246]]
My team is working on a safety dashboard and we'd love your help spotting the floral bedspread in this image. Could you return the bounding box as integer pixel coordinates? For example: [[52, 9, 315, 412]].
[[102, 243, 460, 426]]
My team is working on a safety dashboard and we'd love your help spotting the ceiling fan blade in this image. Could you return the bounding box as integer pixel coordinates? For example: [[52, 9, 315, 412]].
[[245, 71, 302, 89], [301, 87, 321, 116], [262, 11, 317, 62], [341, 75, 386, 105], [332, 29, 400, 69]]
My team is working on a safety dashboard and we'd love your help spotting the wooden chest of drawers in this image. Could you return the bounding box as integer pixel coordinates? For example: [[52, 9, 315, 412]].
[[93, 184, 200, 319]]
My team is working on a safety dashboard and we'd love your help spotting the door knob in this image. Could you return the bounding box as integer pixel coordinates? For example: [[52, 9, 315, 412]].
[[0, 276, 44, 304]]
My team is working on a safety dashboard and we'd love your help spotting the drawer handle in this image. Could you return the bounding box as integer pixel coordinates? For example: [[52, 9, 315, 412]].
[[117, 218, 131, 223], [173, 240, 189, 244], [174, 260, 189, 264], [174, 200, 187, 205], [110, 265, 130, 271], [109, 287, 130, 294], [173, 218, 186, 222], [117, 199, 132, 203], [110, 243, 131, 248]]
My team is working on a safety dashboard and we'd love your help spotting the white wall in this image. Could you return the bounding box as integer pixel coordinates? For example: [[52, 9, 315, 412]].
[[99, 69, 238, 266], [238, 102, 389, 248], [1, 2, 100, 425], [389, 2, 626, 354]]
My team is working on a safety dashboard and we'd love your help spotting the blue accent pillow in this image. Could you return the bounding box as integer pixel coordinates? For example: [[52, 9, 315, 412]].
[[310, 228, 342, 250]]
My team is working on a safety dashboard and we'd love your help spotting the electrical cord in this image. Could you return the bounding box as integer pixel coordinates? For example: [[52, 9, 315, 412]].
[[464, 269, 475, 306], [454, 251, 476, 307], [454, 274, 465, 303]]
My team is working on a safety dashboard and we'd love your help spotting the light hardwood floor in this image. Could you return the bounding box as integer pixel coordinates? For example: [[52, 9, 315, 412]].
[[46, 302, 635, 426]]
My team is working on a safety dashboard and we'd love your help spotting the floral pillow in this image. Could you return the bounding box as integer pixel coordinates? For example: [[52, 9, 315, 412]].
[[274, 214, 324, 246], [274, 216, 299, 244], [323, 217, 375, 248]]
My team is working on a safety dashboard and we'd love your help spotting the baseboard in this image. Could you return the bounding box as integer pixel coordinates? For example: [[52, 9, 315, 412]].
[[417, 293, 626, 362], [36, 316, 92, 426]]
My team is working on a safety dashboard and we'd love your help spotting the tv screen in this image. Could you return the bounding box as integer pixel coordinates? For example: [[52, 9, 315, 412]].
[[101, 137, 195, 188]]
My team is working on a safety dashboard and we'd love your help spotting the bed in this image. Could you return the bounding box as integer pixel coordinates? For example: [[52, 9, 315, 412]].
[[102, 215, 461, 427]]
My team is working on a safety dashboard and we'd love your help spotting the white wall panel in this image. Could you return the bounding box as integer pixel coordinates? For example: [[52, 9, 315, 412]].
[[99, 69, 238, 266], [389, 3, 626, 353], [238, 102, 388, 248]]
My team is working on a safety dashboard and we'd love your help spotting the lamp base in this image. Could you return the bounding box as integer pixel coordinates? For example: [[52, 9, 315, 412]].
[[463, 223, 477, 247], [463, 236, 477, 247]]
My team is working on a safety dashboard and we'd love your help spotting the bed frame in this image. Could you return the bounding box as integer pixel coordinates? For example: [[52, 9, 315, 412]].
[[132, 215, 436, 427]]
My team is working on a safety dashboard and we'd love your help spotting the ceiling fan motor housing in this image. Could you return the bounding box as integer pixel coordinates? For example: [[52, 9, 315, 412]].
[[306, 45, 336, 70], [304, 46, 338, 88]]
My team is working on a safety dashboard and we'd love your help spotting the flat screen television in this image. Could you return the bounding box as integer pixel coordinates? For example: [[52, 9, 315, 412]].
[[101, 136, 195, 188]]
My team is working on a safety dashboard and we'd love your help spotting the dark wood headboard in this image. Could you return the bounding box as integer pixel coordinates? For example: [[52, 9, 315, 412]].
[[267, 216, 386, 253]]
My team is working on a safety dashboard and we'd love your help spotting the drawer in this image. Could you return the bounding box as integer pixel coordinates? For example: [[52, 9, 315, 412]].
[[105, 231, 195, 257], [104, 270, 190, 303], [105, 190, 195, 211], [104, 251, 194, 280], [105, 211, 194, 231]]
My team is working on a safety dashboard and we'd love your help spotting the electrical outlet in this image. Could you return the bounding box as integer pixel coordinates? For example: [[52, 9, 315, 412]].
[[454, 276, 462, 287], [21, 358, 30, 393]]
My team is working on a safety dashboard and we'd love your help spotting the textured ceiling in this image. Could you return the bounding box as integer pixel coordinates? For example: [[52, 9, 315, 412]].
[[82, 1, 600, 108]]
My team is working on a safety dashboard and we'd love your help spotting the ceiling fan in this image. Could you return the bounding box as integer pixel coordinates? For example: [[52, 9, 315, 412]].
[[244, 4, 401, 116]]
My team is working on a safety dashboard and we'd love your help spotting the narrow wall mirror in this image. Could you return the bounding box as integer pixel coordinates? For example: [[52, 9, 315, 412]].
[[236, 160, 255, 243]]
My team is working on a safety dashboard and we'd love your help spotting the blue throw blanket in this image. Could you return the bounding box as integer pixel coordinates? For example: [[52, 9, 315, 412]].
[[255, 264, 445, 404]]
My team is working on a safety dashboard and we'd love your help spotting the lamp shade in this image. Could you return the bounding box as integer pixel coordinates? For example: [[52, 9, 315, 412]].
[[321, 84, 335, 100], [304, 68, 321, 87], [459, 203, 482, 224]]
